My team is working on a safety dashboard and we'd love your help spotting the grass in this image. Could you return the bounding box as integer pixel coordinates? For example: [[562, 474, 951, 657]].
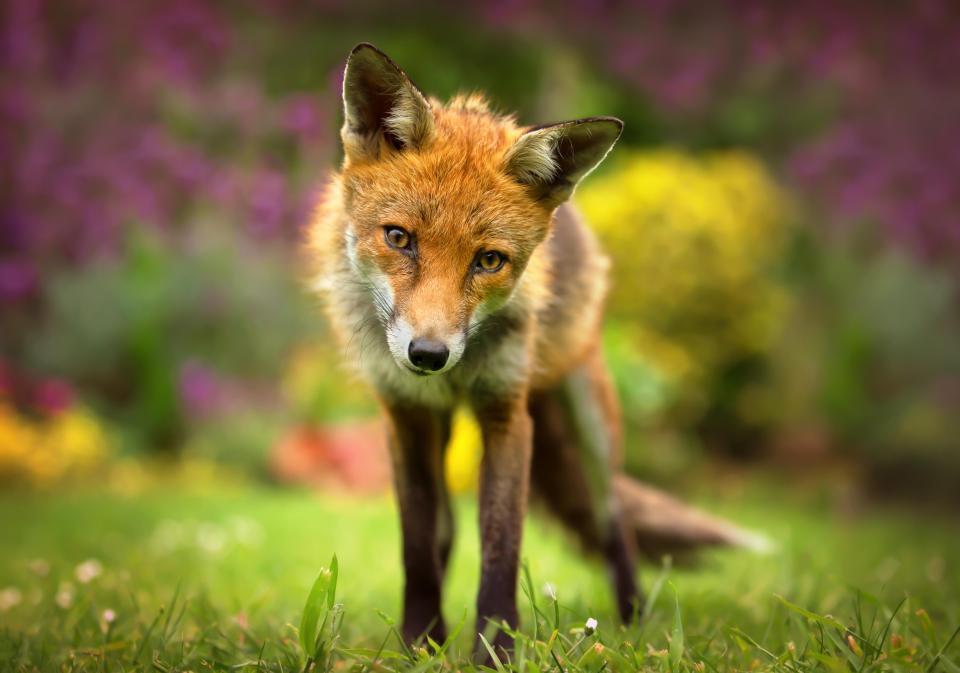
[[0, 478, 958, 672]]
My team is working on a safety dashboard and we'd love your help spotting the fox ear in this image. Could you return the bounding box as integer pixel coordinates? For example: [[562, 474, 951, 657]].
[[504, 117, 623, 207], [341, 43, 434, 160]]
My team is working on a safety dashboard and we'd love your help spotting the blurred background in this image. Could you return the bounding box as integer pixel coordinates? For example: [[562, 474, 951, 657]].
[[2, 0, 959, 506]]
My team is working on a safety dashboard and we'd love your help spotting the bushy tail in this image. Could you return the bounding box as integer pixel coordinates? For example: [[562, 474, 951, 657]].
[[613, 474, 773, 562]]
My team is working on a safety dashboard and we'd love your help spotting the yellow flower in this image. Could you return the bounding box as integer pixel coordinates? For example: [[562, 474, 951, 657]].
[[0, 404, 45, 483], [0, 405, 37, 472], [0, 402, 110, 487], [444, 407, 483, 494], [45, 408, 108, 470]]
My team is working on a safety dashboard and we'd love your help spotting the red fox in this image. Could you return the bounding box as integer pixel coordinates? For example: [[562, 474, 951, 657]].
[[309, 43, 764, 652]]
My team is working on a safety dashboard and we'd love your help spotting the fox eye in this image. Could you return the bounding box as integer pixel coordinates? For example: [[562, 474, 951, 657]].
[[384, 226, 411, 251], [476, 250, 506, 273]]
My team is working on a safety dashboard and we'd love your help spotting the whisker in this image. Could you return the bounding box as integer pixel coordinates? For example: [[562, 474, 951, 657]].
[[356, 316, 382, 365], [467, 317, 494, 341]]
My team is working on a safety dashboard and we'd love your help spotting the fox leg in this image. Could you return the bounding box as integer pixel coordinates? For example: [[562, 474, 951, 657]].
[[384, 402, 452, 644], [529, 349, 643, 622], [436, 418, 455, 579], [471, 393, 533, 653]]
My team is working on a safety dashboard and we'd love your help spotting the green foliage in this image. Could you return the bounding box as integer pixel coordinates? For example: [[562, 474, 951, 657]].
[[763, 230, 960, 496], [20, 221, 318, 453], [182, 411, 286, 476]]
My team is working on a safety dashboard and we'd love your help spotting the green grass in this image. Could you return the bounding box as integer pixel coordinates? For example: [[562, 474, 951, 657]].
[[0, 481, 958, 672]]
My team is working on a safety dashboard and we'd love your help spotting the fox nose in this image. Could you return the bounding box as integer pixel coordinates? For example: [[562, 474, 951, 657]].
[[408, 338, 449, 372]]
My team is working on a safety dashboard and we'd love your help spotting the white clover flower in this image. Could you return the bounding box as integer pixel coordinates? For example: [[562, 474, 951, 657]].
[[584, 617, 598, 634], [196, 523, 227, 555], [0, 587, 22, 611], [100, 608, 117, 632], [75, 559, 103, 584]]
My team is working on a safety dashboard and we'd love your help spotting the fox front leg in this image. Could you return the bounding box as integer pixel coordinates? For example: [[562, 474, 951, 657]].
[[472, 394, 533, 654], [384, 403, 451, 644]]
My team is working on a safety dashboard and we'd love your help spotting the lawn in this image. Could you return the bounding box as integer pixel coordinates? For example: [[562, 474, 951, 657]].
[[1, 478, 958, 672]]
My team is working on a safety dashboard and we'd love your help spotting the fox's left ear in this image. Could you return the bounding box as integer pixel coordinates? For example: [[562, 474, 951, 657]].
[[341, 43, 434, 160], [504, 117, 623, 207]]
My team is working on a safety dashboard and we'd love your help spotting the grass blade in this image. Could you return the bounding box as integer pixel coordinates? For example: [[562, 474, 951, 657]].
[[327, 554, 339, 610], [478, 633, 506, 673], [299, 556, 336, 657], [926, 623, 960, 673], [670, 583, 684, 672]]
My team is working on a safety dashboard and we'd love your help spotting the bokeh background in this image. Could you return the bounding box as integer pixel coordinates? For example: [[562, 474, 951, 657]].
[[3, 0, 958, 503]]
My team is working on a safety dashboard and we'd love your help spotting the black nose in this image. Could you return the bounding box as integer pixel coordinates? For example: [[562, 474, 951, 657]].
[[408, 338, 449, 372]]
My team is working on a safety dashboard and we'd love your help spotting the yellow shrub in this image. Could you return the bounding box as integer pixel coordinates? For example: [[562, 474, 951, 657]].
[[0, 405, 40, 479], [577, 149, 789, 409], [0, 404, 110, 487]]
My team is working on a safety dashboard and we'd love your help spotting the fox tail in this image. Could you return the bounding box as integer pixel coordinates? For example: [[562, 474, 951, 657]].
[[613, 473, 773, 562]]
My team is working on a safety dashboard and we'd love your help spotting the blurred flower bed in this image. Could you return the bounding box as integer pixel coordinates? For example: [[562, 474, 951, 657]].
[[1, 1, 958, 500], [0, 399, 108, 487]]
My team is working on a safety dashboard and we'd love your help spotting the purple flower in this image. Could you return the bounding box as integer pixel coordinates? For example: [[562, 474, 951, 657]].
[[0, 260, 37, 302], [32, 378, 74, 416], [280, 94, 322, 139], [178, 360, 222, 417], [247, 169, 290, 239]]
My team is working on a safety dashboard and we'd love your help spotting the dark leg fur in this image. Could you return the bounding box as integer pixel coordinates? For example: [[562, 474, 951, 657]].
[[436, 419, 455, 580], [528, 365, 643, 623], [384, 403, 452, 644], [472, 394, 533, 655]]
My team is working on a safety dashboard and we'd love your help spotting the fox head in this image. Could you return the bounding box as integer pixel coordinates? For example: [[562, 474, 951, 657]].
[[336, 43, 621, 377]]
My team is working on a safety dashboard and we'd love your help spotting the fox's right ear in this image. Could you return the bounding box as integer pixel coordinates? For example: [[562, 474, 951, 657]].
[[341, 43, 434, 161]]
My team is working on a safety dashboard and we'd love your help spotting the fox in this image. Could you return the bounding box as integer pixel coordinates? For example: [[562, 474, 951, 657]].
[[308, 43, 764, 652]]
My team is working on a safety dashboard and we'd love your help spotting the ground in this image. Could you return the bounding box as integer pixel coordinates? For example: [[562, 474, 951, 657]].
[[1, 477, 958, 672]]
